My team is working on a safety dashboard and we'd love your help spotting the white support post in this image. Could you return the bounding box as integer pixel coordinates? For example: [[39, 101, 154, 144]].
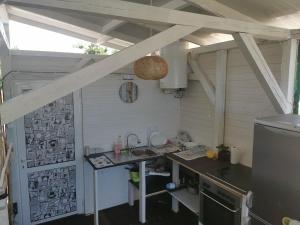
[[213, 50, 227, 148], [139, 161, 146, 223], [172, 161, 179, 213], [188, 55, 216, 105], [281, 39, 299, 105], [0, 24, 200, 125], [94, 170, 99, 225], [128, 182, 135, 206], [233, 33, 292, 114]]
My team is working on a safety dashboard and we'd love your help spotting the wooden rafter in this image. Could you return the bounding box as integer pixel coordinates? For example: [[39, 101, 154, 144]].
[[100, 0, 203, 46], [0, 4, 9, 49], [7, 0, 290, 40], [7, 6, 112, 44], [188, 54, 216, 105], [184, 0, 258, 22], [233, 33, 292, 114], [0, 25, 200, 125]]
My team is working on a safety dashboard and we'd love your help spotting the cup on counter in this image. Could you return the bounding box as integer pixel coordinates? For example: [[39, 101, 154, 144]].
[[230, 146, 240, 164], [84, 146, 91, 156]]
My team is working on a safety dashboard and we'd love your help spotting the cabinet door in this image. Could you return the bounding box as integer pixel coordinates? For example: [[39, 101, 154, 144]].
[[14, 81, 83, 225]]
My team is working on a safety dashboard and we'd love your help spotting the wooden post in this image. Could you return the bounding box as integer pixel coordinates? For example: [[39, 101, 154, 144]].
[[213, 50, 227, 148]]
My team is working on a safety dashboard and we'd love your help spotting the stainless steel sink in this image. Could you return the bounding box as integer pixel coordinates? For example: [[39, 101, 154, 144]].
[[104, 147, 157, 164]]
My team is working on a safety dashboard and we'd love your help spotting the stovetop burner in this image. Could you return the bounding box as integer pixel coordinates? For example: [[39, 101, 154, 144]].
[[206, 165, 252, 194]]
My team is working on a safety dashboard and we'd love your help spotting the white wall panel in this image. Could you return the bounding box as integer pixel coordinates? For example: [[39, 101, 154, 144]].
[[181, 43, 282, 167], [82, 74, 180, 213]]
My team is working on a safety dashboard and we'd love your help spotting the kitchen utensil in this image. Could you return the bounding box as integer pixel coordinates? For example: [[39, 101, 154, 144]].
[[149, 132, 168, 147]]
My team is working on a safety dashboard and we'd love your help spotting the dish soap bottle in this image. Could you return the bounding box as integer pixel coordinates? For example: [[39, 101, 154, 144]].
[[114, 136, 123, 155]]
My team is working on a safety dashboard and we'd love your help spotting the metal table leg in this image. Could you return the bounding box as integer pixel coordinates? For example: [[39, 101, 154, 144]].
[[172, 161, 179, 213], [139, 161, 146, 223], [94, 170, 99, 225]]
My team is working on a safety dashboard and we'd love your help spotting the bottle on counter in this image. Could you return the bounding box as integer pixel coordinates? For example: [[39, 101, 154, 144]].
[[114, 135, 123, 155]]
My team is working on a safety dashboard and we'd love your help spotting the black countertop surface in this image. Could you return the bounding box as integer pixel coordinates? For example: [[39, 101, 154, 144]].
[[166, 153, 252, 196]]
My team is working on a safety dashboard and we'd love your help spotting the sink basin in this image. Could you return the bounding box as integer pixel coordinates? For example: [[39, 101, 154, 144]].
[[131, 148, 156, 157]]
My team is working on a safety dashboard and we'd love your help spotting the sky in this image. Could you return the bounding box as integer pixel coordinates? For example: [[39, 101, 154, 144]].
[[9, 20, 96, 53]]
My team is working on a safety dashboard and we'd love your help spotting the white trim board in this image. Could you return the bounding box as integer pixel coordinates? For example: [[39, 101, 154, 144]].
[[0, 25, 200, 125]]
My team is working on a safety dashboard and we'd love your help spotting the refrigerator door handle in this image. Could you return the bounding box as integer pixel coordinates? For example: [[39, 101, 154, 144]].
[[200, 191, 239, 213]]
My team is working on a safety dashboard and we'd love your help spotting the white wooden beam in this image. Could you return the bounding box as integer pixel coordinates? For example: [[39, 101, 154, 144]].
[[184, 0, 258, 22], [0, 25, 200, 124], [7, 6, 133, 50], [7, 0, 290, 40], [102, 19, 124, 34], [0, 5, 8, 23], [213, 50, 227, 147], [0, 4, 9, 50], [188, 54, 216, 105], [233, 33, 292, 114], [281, 39, 298, 105], [190, 40, 236, 56], [100, 0, 203, 45], [6, 6, 112, 44], [101, 0, 188, 34]]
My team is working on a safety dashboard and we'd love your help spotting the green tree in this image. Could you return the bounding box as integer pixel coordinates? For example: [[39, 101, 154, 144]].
[[76, 43, 108, 55]]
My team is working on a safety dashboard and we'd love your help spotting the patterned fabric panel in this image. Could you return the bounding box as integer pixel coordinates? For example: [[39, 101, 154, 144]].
[[28, 166, 77, 222], [24, 94, 75, 168]]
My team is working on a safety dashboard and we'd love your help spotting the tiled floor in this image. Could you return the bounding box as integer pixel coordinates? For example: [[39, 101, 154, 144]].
[[42, 194, 198, 225]]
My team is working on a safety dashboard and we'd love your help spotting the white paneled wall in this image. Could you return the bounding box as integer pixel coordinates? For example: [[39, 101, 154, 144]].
[[82, 74, 180, 213], [180, 81, 214, 147], [181, 43, 282, 167]]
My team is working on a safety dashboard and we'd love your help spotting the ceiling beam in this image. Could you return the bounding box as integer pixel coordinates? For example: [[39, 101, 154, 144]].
[[7, 0, 290, 40], [0, 4, 9, 49], [184, 0, 258, 22], [101, 0, 204, 45], [6, 6, 136, 49], [233, 33, 292, 114], [0, 24, 200, 125], [6, 6, 112, 44], [190, 40, 236, 56]]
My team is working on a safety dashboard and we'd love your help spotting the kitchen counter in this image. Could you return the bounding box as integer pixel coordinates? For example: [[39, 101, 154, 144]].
[[166, 153, 252, 196]]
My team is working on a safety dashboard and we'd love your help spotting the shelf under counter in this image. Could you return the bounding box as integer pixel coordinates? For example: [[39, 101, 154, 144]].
[[168, 188, 200, 215], [129, 175, 171, 197]]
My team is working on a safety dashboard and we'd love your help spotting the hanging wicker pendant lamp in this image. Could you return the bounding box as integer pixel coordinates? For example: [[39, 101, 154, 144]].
[[134, 55, 168, 80]]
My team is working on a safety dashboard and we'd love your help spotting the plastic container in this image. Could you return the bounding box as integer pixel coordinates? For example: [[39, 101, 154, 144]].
[[114, 136, 123, 155]]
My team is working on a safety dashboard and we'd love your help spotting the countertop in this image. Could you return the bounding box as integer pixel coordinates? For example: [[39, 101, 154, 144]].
[[85, 147, 252, 196], [166, 153, 252, 196]]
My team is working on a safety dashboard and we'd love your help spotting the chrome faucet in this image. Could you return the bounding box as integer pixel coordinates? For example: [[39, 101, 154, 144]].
[[126, 133, 141, 150]]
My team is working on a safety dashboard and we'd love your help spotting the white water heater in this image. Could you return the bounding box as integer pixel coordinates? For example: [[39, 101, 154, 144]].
[[160, 41, 188, 89]]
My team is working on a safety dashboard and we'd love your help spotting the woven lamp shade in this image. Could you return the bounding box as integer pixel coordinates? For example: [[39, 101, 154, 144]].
[[134, 56, 168, 80]]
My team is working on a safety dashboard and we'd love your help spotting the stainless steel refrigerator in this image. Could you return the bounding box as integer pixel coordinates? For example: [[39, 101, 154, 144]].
[[250, 115, 300, 225]]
